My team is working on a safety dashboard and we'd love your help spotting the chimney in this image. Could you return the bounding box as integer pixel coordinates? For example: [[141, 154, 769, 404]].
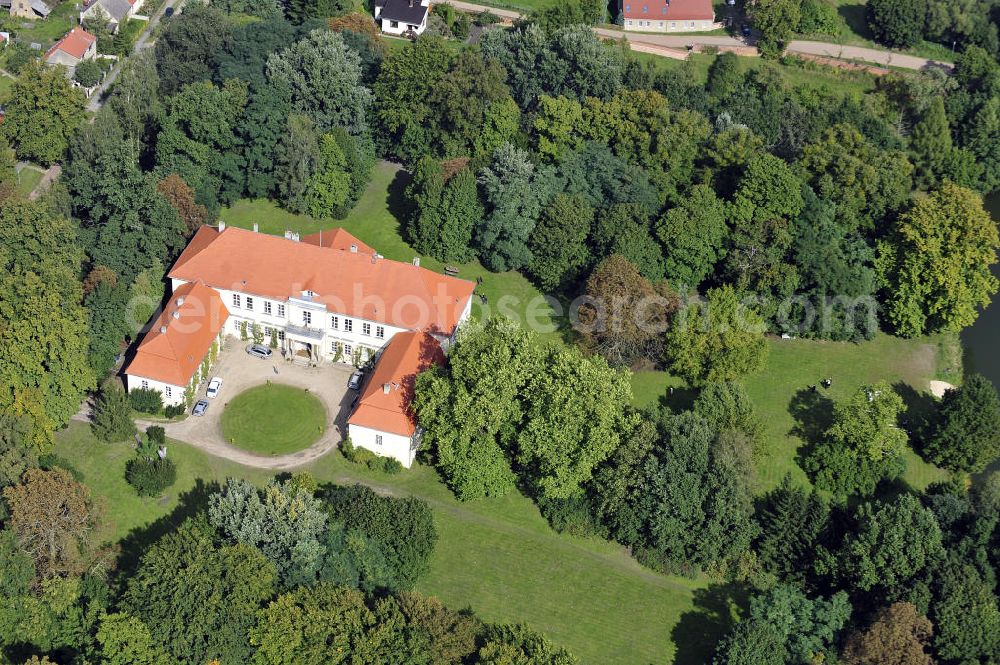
[[253, 222, 259, 233], [291, 233, 300, 242], [172, 311, 180, 320], [412, 257, 420, 267], [218, 220, 226, 232], [284, 230, 293, 240], [371, 254, 378, 264], [383, 383, 391, 394], [350, 244, 358, 253], [175, 296, 185, 307], [159, 325, 167, 334]]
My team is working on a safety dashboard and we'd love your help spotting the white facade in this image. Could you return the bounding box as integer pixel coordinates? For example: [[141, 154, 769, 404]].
[[172, 277, 461, 367], [623, 18, 716, 32], [125, 375, 185, 407], [374, 0, 429, 36], [348, 423, 418, 468]]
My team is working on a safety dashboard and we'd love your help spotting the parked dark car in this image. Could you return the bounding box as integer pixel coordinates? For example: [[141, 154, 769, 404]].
[[348, 370, 364, 390], [164, 6, 174, 16], [246, 344, 273, 360], [193, 399, 209, 416], [741, 23, 752, 38]]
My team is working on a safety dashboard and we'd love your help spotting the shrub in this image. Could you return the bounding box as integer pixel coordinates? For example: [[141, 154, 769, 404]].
[[73, 59, 103, 87], [125, 457, 177, 497], [128, 387, 163, 414], [537, 494, 607, 538], [475, 9, 499, 26], [163, 404, 186, 418], [146, 425, 166, 447], [37, 454, 84, 482], [341, 438, 402, 474]]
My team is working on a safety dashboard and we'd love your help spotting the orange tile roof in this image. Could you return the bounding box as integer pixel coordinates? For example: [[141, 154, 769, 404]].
[[348, 331, 444, 437], [45, 26, 96, 60], [124, 281, 229, 386], [169, 226, 475, 336], [301, 227, 374, 254]]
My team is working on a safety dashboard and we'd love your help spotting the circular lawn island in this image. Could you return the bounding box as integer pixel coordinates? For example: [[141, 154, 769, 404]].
[[220, 383, 327, 455]]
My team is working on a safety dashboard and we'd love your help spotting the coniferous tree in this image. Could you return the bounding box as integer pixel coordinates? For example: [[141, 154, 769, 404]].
[[754, 475, 829, 583], [436, 168, 482, 264], [91, 385, 137, 443]]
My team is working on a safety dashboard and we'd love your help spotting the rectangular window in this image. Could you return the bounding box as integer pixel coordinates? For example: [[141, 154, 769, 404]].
[[232, 294, 241, 308], [277, 330, 285, 341], [264, 326, 272, 336], [165, 386, 172, 398], [303, 311, 312, 326], [344, 344, 353, 356], [264, 301, 272, 315], [245, 296, 254, 311], [331, 341, 340, 353], [344, 319, 353, 333], [375, 434, 383, 446], [277, 304, 285, 317], [330, 316, 339, 330], [141, 380, 149, 389], [362, 322, 371, 336], [376, 326, 385, 339], [390, 19, 398, 27]]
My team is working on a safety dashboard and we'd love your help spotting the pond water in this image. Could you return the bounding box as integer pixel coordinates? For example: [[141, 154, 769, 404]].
[[961, 192, 1000, 387]]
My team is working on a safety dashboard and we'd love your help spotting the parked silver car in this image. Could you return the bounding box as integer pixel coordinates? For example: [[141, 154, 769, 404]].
[[192, 399, 209, 416], [246, 344, 273, 360]]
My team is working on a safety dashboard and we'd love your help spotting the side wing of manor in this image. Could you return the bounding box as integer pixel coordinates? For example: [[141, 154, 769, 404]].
[[123, 223, 476, 467]]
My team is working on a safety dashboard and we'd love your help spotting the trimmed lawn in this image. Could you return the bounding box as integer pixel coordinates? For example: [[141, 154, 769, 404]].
[[0, 75, 13, 104], [54, 422, 718, 665], [632, 333, 949, 493], [222, 162, 563, 343], [220, 383, 327, 455]]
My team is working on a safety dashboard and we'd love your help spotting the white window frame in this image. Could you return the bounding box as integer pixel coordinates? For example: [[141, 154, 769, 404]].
[[141, 380, 149, 389], [362, 322, 371, 336], [277, 304, 285, 317], [232, 294, 241, 308], [344, 343, 353, 355], [303, 311, 312, 326], [376, 326, 385, 339], [331, 315, 339, 330], [165, 386, 172, 398], [264, 301, 272, 315], [277, 330, 285, 341], [344, 319, 353, 333], [375, 434, 383, 446], [245, 296, 254, 311]]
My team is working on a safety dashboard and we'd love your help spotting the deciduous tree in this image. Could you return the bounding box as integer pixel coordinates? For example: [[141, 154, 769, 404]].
[[0, 63, 85, 165], [665, 286, 769, 386], [2, 468, 96, 580], [880, 183, 999, 336], [924, 373, 1000, 472], [841, 602, 934, 665]]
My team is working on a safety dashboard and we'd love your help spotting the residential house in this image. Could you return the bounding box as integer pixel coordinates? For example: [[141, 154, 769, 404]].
[[124, 222, 475, 416], [373, 0, 429, 37], [347, 331, 444, 467], [620, 0, 715, 32], [80, 0, 143, 33], [4, 0, 51, 19], [44, 26, 97, 75]]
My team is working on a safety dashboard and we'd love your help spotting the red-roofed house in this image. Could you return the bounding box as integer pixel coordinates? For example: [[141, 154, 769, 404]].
[[125, 223, 475, 410], [44, 26, 97, 73], [125, 281, 229, 405], [348, 331, 444, 466], [620, 0, 715, 32]]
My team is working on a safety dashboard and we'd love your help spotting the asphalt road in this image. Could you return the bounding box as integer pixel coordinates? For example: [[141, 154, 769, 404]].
[[438, 0, 954, 72], [87, 0, 184, 112]]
